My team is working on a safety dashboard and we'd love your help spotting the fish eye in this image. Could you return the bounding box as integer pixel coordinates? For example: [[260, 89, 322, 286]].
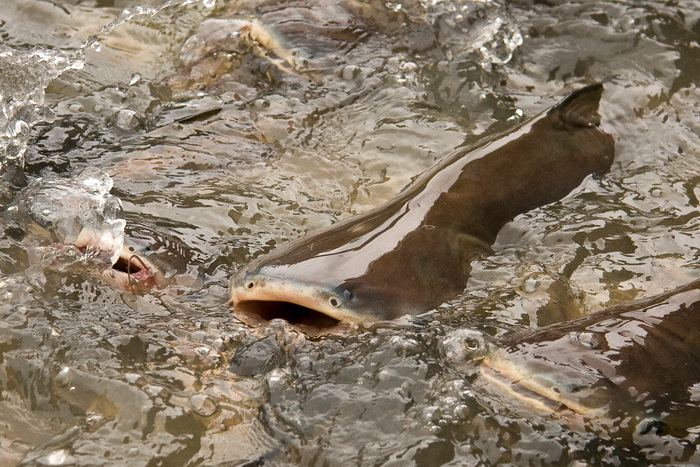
[[464, 338, 480, 351], [329, 297, 340, 307], [245, 281, 255, 289]]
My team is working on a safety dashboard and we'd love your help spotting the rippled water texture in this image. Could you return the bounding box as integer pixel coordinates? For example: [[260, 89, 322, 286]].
[[0, 0, 699, 465]]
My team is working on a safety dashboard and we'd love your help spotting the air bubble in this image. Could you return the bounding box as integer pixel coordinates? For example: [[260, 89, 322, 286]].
[[520, 276, 540, 294], [36, 449, 75, 466], [570, 331, 601, 349], [439, 329, 488, 363], [189, 394, 219, 417], [128, 73, 142, 86], [112, 108, 144, 131]]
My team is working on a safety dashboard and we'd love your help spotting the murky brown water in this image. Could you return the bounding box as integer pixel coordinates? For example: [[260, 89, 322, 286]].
[[0, 0, 699, 465]]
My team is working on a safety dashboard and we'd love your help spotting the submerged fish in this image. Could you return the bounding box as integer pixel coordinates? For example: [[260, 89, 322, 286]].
[[169, 0, 430, 93], [230, 84, 615, 328], [102, 223, 194, 291], [16, 169, 185, 291], [478, 279, 700, 435]]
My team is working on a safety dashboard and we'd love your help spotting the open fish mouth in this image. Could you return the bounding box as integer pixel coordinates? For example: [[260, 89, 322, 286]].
[[229, 275, 371, 333], [100, 242, 167, 291], [234, 300, 342, 332]]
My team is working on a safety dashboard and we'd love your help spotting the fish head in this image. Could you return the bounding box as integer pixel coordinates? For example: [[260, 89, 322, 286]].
[[229, 197, 446, 331], [102, 238, 169, 291], [478, 284, 700, 432], [229, 231, 483, 331], [79, 223, 193, 292], [107, 222, 201, 292], [229, 258, 408, 332], [477, 331, 616, 419], [479, 351, 610, 419]]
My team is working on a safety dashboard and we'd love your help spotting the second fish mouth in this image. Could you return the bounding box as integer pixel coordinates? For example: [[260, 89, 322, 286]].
[[100, 243, 166, 290], [112, 252, 147, 276]]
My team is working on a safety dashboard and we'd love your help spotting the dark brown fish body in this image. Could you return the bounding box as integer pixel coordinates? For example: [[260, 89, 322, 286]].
[[479, 279, 700, 433], [230, 85, 614, 326]]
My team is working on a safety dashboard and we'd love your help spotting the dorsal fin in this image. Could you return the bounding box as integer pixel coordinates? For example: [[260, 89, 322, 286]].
[[554, 83, 604, 127]]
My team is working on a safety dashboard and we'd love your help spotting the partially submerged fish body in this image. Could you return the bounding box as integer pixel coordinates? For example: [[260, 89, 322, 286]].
[[479, 279, 700, 432], [16, 169, 183, 292], [102, 224, 193, 291], [29, 222, 174, 292], [170, 2, 383, 92], [231, 84, 615, 327]]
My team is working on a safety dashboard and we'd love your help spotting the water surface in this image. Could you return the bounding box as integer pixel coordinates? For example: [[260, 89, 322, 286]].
[[1, 0, 699, 464]]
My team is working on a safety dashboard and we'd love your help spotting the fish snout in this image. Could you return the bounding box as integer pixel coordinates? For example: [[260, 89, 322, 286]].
[[229, 273, 272, 304], [229, 271, 373, 333]]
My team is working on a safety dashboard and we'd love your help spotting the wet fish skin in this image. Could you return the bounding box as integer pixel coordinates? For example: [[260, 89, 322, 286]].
[[103, 223, 194, 291], [231, 84, 615, 324], [479, 279, 700, 432]]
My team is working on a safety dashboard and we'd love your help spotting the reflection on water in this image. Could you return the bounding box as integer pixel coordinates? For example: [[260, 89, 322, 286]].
[[0, 0, 699, 464]]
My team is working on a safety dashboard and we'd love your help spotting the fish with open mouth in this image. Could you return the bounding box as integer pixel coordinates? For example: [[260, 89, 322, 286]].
[[16, 168, 178, 291], [476, 278, 700, 436], [102, 223, 195, 291], [230, 84, 615, 330]]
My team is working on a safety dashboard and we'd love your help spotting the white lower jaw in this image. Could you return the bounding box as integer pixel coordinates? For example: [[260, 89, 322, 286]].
[[229, 277, 375, 327]]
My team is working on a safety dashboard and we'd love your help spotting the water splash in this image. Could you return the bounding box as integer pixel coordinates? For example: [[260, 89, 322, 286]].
[[0, 47, 78, 173], [427, 0, 523, 66], [471, 12, 523, 66], [0, 0, 215, 198], [20, 168, 126, 266], [82, 0, 213, 52], [35, 449, 76, 466]]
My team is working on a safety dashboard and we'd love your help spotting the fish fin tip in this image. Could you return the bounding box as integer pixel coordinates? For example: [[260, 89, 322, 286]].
[[555, 83, 605, 127]]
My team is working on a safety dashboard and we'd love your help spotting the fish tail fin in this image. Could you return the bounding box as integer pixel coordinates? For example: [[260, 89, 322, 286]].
[[555, 83, 605, 128]]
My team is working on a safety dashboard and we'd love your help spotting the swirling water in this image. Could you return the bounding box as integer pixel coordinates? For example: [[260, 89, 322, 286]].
[[0, 0, 699, 465]]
